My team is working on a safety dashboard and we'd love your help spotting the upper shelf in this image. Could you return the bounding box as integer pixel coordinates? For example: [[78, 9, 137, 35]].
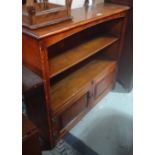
[[22, 3, 129, 39], [49, 34, 118, 78]]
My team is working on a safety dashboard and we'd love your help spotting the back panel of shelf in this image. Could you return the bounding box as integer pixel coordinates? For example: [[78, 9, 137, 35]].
[[49, 49, 117, 114], [47, 17, 124, 78]]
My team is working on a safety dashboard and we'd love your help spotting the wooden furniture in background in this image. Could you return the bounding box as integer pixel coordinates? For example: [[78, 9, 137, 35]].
[[22, 0, 72, 29], [23, 66, 51, 147], [23, 2, 129, 147], [22, 114, 42, 155], [106, 0, 133, 91]]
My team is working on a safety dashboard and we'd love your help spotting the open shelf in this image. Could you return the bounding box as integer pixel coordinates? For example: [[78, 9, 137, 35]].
[[49, 34, 118, 78], [50, 58, 117, 114]]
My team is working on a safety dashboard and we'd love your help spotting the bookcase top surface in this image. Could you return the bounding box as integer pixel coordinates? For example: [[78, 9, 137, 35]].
[[22, 3, 129, 39]]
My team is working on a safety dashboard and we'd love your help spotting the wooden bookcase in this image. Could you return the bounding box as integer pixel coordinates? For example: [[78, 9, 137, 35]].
[[22, 3, 129, 147]]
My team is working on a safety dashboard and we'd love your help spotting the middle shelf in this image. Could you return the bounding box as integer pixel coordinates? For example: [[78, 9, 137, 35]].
[[48, 34, 118, 78]]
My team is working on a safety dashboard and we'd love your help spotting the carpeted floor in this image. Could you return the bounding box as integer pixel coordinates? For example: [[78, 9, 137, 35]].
[[43, 83, 133, 155], [43, 139, 81, 155]]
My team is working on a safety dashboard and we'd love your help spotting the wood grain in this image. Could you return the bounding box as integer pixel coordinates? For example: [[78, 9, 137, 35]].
[[50, 59, 116, 115], [23, 3, 129, 39], [49, 35, 118, 77], [22, 2, 129, 147], [23, 1, 72, 29], [22, 114, 42, 155]]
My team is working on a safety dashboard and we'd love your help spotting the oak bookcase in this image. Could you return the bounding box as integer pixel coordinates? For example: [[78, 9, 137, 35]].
[[22, 2, 129, 147]]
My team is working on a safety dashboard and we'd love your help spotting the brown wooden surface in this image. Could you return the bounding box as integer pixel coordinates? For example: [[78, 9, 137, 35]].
[[50, 59, 116, 115], [61, 94, 88, 128], [23, 3, 129, 39], [22, 34, 42, 76], [22, 114, 37, 138], [22, 1, 72, 29], [22, 66, 52, 147], [22, 114, 41, 155], [106, 0, 131, 6], [94, 69, 116, 99], [22, 2, 129, 147], [59, 109, 87, 139], [49, 35, 118, 77], [107, 0, 133, 91], [89, 80, 114, 109], [58, 62, 117, 138]]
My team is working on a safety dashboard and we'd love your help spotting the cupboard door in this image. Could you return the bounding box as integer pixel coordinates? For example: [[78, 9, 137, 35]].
[[94, 68, 116, 99], [60, 94, 88, 128]]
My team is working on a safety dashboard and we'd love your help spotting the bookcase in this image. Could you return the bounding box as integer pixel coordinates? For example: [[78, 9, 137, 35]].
[[22, 2, 129, 147]]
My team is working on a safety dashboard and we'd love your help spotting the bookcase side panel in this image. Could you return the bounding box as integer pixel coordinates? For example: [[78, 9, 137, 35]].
[[22, 34, 42, 76]]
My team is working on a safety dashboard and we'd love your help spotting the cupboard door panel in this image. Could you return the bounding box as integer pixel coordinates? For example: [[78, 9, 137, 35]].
[[60, 94, 88, 128], [94, 69, 116, 99]]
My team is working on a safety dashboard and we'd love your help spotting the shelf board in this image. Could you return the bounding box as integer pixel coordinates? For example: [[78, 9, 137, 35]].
[[50, 59, 116, 114], [49, 35, 118, 78]]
